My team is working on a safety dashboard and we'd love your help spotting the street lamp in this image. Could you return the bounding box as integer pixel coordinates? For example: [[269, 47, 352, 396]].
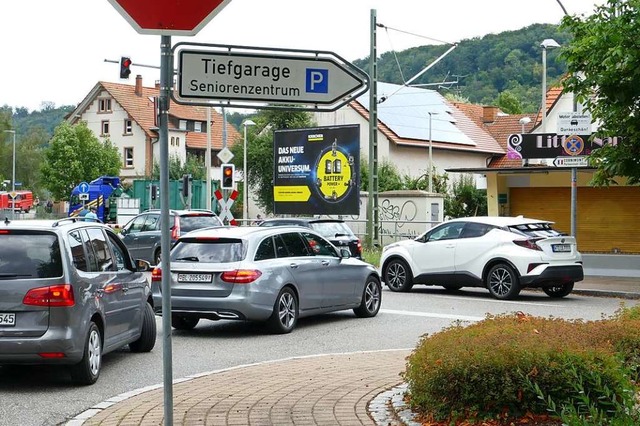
[[519, 116, 531, 133], [242, 119, 256, 224], [541, 38, 560, 132], [3, 129, 16, 219]]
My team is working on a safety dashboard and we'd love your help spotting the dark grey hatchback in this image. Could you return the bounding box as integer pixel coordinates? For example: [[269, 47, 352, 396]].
[[0, 218, 156, 385], [259, 218, 362, 259]]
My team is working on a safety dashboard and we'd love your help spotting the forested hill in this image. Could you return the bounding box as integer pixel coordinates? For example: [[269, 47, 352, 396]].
[[353, 23, 569, 113]]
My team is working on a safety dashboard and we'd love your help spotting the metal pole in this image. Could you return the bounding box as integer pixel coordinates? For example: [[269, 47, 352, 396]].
[[541, 46, 547, 133], [159, 35, 174, 426], [206, 108, 212, 211], [367, 9, 379, 247], [243, 124, 248, 223], [428, 112, 433, 194], [3, 130, 16, 220]]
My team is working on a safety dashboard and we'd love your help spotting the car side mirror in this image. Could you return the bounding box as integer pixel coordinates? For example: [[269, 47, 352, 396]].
[[136, 259, 151, 272], [340, 248, 351, 259]]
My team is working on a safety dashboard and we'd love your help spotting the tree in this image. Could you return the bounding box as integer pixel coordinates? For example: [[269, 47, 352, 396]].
[[41, 121, 122, 200], [444, 174, 488, 219], [151, 153, 206, 180], [561, 0, 640, 185], [229, 109, 315, 215]]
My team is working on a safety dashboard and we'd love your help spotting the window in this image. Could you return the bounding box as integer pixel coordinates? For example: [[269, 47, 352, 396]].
[[0, 231, 63, 278], [69, 230, 88, 271], [107, 233, 129, 271], [460, 222, 493, 239], [301, 232, 338, 257], [142, 214, 160, 232], [86, 228, 114, 272], [126, 214, 147, 234], [98, 98, 112, 112], [255, 237, 276, 261], [194, 121, 202, 132], [279, 232, 311, 257], [124, 147, 134, 168], [170, 238, 246, 263], [101, 120, 110, 136], [170, 136, 175, 146], [179, 120, 187, 130], [428, 222, 465, 242], [124, 118, 133, 135], [176, 137, 180, 147]]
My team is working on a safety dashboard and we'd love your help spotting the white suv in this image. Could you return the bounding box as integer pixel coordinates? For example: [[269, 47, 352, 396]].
[[379, 216, 583, 300]]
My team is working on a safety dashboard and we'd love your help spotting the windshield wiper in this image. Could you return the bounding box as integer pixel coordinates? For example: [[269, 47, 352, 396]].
[[174, 256, 200, 262]]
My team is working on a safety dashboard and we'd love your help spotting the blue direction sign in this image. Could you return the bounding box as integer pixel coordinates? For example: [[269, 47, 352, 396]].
[[173, 43, 369, 112], [78, 181, 90, 194]]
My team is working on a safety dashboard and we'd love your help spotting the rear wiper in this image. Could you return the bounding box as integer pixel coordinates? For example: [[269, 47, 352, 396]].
[[174, 256, 200, 262]]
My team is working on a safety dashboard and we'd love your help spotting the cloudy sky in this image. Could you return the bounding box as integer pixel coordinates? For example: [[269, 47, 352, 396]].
[[1, 0, 604, 112]]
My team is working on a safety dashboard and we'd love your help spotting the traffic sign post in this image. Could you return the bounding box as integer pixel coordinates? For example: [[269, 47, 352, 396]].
[[107, 2, 233, 424], [173, 43, 369, 111]]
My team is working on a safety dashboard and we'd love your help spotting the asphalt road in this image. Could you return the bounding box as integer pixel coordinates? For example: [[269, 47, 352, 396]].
[[0, 287, 637, 426]]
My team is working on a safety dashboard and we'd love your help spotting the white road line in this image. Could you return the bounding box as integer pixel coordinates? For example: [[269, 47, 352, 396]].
[[380, 309, 483, 322]]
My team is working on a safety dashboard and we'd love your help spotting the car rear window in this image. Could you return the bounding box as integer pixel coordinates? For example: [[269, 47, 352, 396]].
[[0, 231, 63, 278], [310, 221, 355, 239], [171, 238, 246, 263], [179, 214, 223, 233], [508, 222, 565, 238]]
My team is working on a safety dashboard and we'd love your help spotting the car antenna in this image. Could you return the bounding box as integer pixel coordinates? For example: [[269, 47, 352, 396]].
[[3, 217, 9, 225]]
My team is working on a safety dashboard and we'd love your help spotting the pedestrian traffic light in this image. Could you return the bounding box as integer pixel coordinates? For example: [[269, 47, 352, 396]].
[[221, 164, 235, 189], [120, 56, 132, 79], [151, 184, 158, 201], [181, 174, 191, 197]]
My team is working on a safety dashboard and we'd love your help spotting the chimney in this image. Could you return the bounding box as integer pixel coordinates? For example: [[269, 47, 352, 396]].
[[135, 75, 143, 96], [482, 106, 499, 123], [155, 80, 161, 90]]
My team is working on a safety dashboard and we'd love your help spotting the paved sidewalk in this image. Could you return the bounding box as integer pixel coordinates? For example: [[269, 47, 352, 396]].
[[67, 275, 640, 426], [69, 350, 411, 426]]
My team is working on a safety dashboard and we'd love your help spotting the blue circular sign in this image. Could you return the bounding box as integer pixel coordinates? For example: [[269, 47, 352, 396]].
[[78, 181, 90, 193]]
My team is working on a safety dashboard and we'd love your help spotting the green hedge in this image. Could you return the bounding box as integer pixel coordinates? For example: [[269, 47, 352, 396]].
[[403, 306, 640, 424]]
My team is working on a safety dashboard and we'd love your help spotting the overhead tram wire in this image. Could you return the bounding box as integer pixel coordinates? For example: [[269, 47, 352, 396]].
[[376, 22, 459, 104]]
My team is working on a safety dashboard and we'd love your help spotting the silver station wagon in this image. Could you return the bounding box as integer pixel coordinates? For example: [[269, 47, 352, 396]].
[[0, 218, 156, 385], [151, 226, 381, 334]]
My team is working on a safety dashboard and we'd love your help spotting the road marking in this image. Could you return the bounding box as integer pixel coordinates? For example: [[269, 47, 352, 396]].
[[380, 309, 483, 322]]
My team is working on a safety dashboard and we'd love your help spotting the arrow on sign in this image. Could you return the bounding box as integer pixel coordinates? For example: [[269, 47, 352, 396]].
[[552, 156, 589, 167]]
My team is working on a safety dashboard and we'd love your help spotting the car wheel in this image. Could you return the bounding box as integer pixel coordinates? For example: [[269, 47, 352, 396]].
[[154, 249, 161, 267], [129, 303, 157, 352], [384, 258, 414, 292], [267, 287, 298, 334], [171, 315, 199, 331], [70, 322, 101, 385], [353, 276, 382, 318], [486, 263, 521, 300], [543, 282, 574, 298]]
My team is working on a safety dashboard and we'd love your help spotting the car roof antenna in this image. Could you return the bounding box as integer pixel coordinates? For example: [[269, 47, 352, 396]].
[[3, 217, 9, 226]]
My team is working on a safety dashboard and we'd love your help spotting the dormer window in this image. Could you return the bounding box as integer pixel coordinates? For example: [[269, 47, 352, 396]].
[[98, 98, 112, 113], [179, 120, 187, 130], [194, 121, 202, 132]]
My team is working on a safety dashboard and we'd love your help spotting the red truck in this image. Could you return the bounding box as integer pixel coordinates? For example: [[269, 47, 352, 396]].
[[2, 190, 34, 213]]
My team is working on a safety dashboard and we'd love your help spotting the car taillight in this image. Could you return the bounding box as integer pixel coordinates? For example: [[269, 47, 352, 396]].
[[171, 216, 180, 240], [23, 284, 75, 307], [513, 238, 542, 251], [151, 267, 162, 282], [220, 269, 262, 284], [356, 239, 362, 254]]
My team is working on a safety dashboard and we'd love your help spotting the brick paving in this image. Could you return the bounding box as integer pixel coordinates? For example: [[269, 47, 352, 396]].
[[79, 350, 411, 426]]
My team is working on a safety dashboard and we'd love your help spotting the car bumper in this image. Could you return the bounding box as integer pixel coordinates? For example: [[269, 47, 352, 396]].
[[521, 264, 584, 287], [0, 327, 84, 365]]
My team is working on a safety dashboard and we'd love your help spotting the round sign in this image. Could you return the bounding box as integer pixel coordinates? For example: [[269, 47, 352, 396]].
[[562, 135, 584, 156], [314, 143, 355, 202]]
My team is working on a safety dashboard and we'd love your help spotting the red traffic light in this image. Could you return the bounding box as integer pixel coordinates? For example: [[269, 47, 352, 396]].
[[120, 56, 132, 79], [221, 164, 234, 189]]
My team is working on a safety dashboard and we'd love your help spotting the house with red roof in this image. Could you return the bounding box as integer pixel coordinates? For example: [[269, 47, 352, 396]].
[[66, 75, 241, 182]]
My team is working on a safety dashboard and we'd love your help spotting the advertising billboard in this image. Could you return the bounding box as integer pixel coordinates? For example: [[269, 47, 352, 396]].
[[273, 125, 360, 215]]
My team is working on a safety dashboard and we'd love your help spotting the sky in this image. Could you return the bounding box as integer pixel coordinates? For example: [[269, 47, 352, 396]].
[[1, 0, 605, 112]]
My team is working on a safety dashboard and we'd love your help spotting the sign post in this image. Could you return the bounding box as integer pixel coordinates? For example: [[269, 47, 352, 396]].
[[107, 2, 233, 425]]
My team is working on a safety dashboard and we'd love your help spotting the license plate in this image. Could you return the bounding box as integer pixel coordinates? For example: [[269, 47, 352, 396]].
[[177, 273, 213, 283], [552, 244, 571, 253], [0, 313, 16, 327]]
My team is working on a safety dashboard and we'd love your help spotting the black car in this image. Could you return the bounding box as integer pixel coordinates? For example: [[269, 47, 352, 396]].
[[119, 209, 223, 265], [259, 218, 362, 259]]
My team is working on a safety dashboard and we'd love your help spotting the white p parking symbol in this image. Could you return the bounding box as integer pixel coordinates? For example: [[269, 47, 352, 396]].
[[306, 68, 328, 93]]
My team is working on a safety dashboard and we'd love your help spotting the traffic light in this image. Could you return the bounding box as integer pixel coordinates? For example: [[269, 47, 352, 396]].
[[221, 164, 235, 189], [150, 184, 158, 201], [120, 56, 132, 79], [181, 174, 191, 197]]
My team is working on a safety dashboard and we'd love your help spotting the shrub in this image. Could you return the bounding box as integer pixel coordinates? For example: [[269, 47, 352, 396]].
[[403, 308, 640, 424]]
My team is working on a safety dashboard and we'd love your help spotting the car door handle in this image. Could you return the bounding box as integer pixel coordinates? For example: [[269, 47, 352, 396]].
[[289, 263, 299, 269], [321, 260, 330, 266], [122, 286, 129, 293], [446, 244, 455, 249]]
